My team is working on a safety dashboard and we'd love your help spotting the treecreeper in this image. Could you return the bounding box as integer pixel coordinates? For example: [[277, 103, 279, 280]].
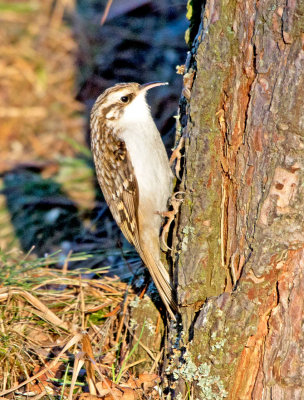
[[90, 82, 177, 320]]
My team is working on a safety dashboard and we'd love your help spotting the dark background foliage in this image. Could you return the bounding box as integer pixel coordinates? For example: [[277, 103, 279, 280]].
[[0, 0, 187, 279]]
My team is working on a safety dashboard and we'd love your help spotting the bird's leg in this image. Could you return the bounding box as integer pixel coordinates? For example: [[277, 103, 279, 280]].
[[156, 192, 185, 250]]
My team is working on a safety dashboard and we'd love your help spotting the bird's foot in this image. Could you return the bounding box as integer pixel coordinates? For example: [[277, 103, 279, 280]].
[[157, 192, 185, 250], [170, 136, 185, 180]]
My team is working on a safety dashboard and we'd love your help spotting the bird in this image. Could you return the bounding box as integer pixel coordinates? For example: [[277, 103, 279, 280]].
[[90, 82, 177, 320]]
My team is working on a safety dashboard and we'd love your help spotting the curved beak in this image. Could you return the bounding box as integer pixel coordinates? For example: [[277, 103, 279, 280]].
[[139, 81, 169, 93]]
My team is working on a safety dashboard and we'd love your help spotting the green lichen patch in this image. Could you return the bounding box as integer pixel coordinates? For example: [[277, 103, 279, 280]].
[[172, 349, 228, 399]]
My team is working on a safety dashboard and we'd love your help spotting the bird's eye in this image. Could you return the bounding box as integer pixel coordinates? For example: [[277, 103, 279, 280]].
[[120, 96, 129, 103]]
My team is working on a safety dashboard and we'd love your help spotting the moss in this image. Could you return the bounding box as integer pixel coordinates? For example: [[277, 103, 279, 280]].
[[185, 0, 205, 46], [186, 0, 193, 21], [186, 284, 261, 393]]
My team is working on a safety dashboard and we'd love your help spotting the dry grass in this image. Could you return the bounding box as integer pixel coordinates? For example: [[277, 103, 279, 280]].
[[0, 249, 163, 399]]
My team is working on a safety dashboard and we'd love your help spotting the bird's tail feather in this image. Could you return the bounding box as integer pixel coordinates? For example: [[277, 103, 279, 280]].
[[139, 244, 177, 320]]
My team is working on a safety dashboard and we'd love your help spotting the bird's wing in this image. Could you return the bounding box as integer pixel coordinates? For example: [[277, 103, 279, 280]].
[[94, 133, 177, 319], [97, 136, 141, 250]]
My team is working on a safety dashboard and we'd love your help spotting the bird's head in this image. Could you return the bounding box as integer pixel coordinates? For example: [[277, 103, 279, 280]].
[[91, 82, 168, 128]]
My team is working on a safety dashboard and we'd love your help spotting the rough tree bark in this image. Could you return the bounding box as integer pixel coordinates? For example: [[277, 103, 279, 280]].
[[168, 0, 304, 398]]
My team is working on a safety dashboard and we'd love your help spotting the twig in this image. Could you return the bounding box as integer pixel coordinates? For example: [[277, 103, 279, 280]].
[[114, 293, 129, 345]]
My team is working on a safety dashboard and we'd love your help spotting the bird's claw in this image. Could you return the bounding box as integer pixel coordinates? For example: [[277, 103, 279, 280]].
[[170, 137, 185, 180]]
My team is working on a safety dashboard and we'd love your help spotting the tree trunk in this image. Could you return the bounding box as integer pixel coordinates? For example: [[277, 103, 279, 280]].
[[169, 0, 304, 398]]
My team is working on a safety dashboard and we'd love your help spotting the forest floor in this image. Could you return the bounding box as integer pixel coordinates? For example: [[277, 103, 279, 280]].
[[0, 248, 164, 399], [0, 0, 186, 398]]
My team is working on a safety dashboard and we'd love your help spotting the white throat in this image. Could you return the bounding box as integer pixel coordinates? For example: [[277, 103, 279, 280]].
[[120, 92, 152, 126]]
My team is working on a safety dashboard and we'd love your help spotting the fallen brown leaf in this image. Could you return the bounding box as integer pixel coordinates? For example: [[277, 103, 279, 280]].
[[126, 376, 137, 389], [138, 373, 160, 391], [103, 387, 123, 399], [77, 393, 100, 400], [120, 387, 137, 400]]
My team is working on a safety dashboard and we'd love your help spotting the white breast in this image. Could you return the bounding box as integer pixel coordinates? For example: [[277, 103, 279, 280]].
[[118, 94, 172, 216]]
